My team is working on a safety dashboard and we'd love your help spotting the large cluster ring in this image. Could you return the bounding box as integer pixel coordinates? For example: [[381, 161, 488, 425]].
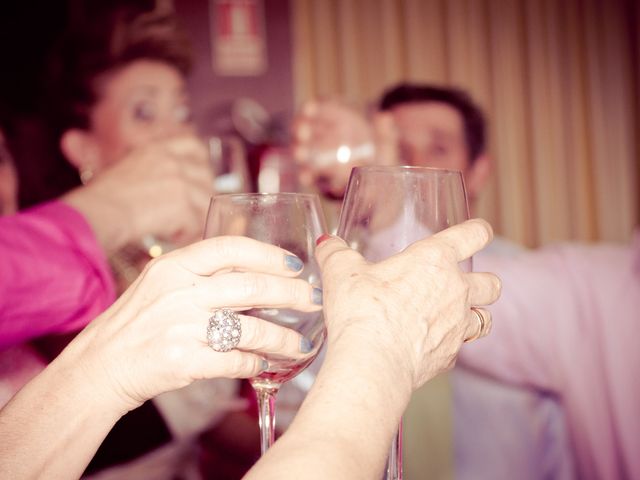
[[207, 309, 242, 352], [464, 307, 486, 343]]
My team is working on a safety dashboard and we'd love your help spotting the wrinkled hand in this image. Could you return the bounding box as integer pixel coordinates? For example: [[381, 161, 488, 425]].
[[316, 219, 501, 390], [68, 237, 321, 412], [63, 134, 213, 251], [292, 100, 396, 199]]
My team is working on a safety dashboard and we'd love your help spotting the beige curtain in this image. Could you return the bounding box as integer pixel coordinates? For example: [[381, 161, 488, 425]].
[[292, 0, 639, 247]]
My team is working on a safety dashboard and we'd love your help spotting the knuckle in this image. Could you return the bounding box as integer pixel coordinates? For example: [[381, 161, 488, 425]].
[[322, 249, 346, 272], [144, 256, 172, 279], [242, 318, 261, 346], [210, 236, 237, 261], [421, 245, 450, 266], [288, 279, 306, 303], [272, 326, 292, 352], [226, 352, 255, 377], [163, 341, 190, 367], [241, 274, 268, 299]]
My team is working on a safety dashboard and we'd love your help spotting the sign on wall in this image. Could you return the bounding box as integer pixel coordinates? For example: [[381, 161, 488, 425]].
[[210, 0, 267, 76]]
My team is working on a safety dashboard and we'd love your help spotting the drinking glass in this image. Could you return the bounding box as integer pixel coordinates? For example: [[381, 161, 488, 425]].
[[204, 193, 327, 454], [208, 136, 250, 194], [337, 166, 470, 480]]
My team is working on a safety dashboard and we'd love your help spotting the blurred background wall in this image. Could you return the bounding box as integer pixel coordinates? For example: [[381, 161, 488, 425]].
[[292, 0, 639, 247], [1, 0, 637, 247], [175, 0, 294, 136]]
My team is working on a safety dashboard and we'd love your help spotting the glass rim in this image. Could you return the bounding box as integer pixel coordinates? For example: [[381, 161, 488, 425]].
[[210, 192, 321, 201], [351, 165, 463, 176]]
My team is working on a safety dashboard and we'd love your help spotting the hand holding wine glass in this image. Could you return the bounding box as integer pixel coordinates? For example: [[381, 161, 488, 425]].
[[337, 165, 473, 479], [292, 99, 398, 202], [204, 193, 327, 454]]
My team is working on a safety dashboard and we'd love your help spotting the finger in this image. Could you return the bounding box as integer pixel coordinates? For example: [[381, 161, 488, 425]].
[[465, 272, 502, 306], [194, 348, 267, 379], [236, 314, 313, 359], [163, 135, 209, 161], [315, 235, 365, 271], [180, 159, 214, 192], [427, 219, 494, 262], [464, 307, 492, 343], [172, 236, 308, 277], [193, 272, 322, 312]]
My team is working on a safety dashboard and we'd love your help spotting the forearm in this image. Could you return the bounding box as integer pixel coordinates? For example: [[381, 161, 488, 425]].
[[61, 185, 132, 254], [0, 201, 115, 347], [246, 321, 413, 480], [0, 339, 129, 478]]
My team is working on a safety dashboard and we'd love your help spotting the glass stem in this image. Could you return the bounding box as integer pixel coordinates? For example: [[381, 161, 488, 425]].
[[386, 419, 403, 479], [256, 386, 280, 455]]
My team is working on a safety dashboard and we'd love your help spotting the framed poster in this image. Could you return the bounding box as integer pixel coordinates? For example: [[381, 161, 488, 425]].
[[210, 0, 267, 76]]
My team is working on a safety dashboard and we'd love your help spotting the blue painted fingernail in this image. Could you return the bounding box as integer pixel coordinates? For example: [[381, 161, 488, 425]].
[[312, 288, 323, 305], [261, 359, 269, 371], [300, 337, 314, 353], [285, 255, 304, 272]]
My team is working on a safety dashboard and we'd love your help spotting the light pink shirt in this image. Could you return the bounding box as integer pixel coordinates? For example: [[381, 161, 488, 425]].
[[0, 201, 115, 348], [467, 232, 640, 479]]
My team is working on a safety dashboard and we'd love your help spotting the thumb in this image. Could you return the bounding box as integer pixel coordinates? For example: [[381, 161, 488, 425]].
[[314, 235, 364, 271]]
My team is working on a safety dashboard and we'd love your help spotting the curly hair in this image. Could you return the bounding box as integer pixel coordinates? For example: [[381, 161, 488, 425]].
[[49, 4, 192, 132]]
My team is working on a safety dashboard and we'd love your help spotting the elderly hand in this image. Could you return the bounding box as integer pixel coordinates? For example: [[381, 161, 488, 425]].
[[62, 134, 212, 252], [316, 218, 501, 392], [65, 236, 321, 413]]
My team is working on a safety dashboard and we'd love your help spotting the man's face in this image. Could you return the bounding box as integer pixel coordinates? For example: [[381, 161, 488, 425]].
[[390, 101, 471, 172]]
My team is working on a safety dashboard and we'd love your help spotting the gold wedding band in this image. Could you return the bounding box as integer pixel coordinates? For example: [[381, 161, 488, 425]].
[[464, 307, 486, 343]]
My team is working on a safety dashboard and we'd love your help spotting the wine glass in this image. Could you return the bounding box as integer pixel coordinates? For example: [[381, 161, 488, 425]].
[[208, 135, 251, 194], [204, 193, 327, 454], [293, 100, 379, 230], [337, 166, 470, 480]]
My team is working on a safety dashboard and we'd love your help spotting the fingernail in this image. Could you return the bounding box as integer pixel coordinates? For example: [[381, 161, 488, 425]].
[[300, 337, 314, 353], [284, 254, 304, 272], [316, 234, 331, 246], [312, 287, 323, 305], [261, 359, 269, 372]]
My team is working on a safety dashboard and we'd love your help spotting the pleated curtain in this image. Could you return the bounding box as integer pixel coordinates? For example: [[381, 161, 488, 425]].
[[292, 0, 639, 247]]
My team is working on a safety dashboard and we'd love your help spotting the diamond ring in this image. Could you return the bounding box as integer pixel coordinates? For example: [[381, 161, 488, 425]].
[[207, 309, 242, 352]]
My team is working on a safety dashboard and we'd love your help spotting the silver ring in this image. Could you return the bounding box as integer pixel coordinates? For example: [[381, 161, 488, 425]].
[[207, 309, 242, 352], [464, 307, 486, 343]]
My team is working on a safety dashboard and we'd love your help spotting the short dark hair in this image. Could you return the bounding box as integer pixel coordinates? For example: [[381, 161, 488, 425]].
[[48, 5, 192, 132], [379, 83, 487, 164]]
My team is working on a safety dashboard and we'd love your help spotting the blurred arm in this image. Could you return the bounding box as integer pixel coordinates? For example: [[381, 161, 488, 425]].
[[0, 201, 115, 348], [460, 249, 569, 391]]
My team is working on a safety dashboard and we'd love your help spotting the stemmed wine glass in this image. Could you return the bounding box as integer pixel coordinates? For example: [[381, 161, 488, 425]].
[[204, 193, 327, 454], [337, 166, 471, 480]]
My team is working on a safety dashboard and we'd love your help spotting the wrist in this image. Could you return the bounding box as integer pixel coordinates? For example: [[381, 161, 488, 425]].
[[56, 327, 141, 417], [61, 185, 133, 253], [326, 315, 414, 403]]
